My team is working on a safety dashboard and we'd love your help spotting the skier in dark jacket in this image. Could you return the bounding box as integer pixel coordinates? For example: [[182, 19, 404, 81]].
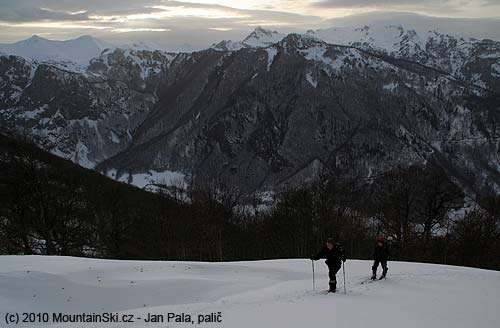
[[311, 238, 346, 292], [371, 237, 389, 280]]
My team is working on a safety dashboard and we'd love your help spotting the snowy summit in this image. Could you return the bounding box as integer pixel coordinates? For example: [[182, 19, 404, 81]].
[[0, 35, 114, 65]]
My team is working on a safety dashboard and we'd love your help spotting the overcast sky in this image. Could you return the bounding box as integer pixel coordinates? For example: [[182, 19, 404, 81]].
[[1, 0, 499, 49]]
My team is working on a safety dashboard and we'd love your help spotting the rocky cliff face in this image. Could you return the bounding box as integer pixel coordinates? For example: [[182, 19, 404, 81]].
[[1, 27, 500, 196], [0, 48, 177, 167]]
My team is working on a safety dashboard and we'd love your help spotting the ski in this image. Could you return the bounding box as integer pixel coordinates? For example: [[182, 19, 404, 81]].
[[361, 276, 387, 284], [361, 278, 378, 284]]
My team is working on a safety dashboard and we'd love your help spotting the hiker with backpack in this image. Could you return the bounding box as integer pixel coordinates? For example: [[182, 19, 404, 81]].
[[311, 238, 346, 292]]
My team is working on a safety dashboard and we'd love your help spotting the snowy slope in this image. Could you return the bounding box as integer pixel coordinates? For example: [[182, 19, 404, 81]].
[[308, 24, 424, 54], [323, 11, 500, 42], [213, 27, 285, 51], [119, 41, 164, 51], [0, 256, 499, 328], [0, 35, 114, 65], [242, 27, 285, 48]]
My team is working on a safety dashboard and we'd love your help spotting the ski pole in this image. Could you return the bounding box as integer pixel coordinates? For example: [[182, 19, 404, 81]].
[[311, 260, 315, 291], [342, 261, 346, 295]]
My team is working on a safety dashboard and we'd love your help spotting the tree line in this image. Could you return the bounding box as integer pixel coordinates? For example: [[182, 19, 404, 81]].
[[1, 134, 499, 270]]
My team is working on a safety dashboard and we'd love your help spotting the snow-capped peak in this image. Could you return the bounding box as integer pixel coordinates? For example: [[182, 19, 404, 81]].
[[24, 35, 45, 43], [307, 24, 418, 53], [242, 27, 285, 47], [212, 27, 286, 51], [0, 35, 115, 65]]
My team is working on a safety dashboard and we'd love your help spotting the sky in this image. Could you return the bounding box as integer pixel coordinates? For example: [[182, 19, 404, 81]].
[[0, 0, 499, 49]]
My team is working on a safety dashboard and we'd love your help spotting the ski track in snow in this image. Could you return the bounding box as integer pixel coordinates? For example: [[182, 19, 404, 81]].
[[0, 256, 499, 327]]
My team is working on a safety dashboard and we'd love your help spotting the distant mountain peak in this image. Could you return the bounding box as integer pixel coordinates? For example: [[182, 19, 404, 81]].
[[212, 27, 285, 51], [279, 33, 323, 50], [0, 35, 114, 65], [75, 35, 94, 40], [244, 27, 279, 40], [243, 27, 285, 47], [27, 35, 45, 41], [211, 39, 243, 52]]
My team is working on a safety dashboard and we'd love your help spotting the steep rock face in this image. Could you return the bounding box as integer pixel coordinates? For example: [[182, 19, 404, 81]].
[[98, 34, 500, 194], [0, 49, 177, 167]]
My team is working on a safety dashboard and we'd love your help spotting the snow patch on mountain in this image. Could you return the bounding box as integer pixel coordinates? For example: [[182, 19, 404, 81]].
[[305, 71, 317, 88], [19, 105, 48, 120], [300, 45, 347, 73], [492, 62, 500, 76], [106, 169, 186, 189], [265, 47, 278, 70], [301, 45, 327, 61], [71, 141, 94, 169], [119, 41, 163, 51], [383, 81, 398, 92]]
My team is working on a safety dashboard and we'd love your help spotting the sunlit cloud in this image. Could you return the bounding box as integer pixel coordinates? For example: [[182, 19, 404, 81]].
[[87, 5, 251, 24], [40, 7, 89, 16], [208, 27, 234, 31], [88, 15, 128, 23], [0, 21, 111, 30], [146, 5, 251, 19], [236, 20, 300, 26], [111, 27, 170, 33], [10, 15, 171, 34], [70, 11, 89, 15]]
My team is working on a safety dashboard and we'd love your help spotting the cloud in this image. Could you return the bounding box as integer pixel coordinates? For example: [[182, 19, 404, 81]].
[[0, 3, 89, 22], [0, 1, 294, 22], [1, 0, 498, 49], [0, 1, 317, 28], [208, 27, 234, 31], [311, 0, 453, 8], [111, 28, 170, 33], [0, 0, 322, 49], [0, 0, 178, 23]]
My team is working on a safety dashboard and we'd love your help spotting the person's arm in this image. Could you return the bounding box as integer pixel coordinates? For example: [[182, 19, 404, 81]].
[[311, 246, 326, 261]]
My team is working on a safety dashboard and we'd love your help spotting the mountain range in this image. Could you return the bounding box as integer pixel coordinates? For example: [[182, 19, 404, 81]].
[[0, 35, 114, 66], [1, 21, 499, 199]]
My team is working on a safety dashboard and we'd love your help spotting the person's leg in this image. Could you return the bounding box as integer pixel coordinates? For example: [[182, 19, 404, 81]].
[[328, 264, 341, 292], [381, 260, 388, 278], [328, 269, 336, 292], [372, 260, 380, 279]]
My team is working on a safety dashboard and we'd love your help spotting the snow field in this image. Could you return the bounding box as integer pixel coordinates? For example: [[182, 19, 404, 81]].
[[0, 256, 499, 328]]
